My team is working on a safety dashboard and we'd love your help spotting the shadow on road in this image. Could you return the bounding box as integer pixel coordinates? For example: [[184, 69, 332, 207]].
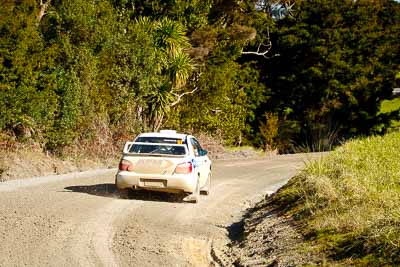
[[64, 183, 185, 203], [64, 183, 117, 197]]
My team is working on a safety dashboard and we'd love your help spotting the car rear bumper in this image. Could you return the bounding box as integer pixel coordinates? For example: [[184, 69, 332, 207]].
[[115, 171, 197, 193]]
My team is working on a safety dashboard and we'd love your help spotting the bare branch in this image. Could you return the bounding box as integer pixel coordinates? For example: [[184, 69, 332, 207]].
[[38, 0, 51, 23], [169, 72, 202, 107], [170, 87, 199, 107], [241, 27, 273, 59], [242, 42, 272, 58]]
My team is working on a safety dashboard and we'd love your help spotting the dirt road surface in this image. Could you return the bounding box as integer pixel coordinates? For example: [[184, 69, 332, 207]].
[[0, 154, 319, 266]]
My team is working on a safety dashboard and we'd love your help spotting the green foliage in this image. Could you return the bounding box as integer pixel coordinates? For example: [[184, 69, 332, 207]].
[[259, 112, 279, 151], [126, 0, 212, 32], [167, 60, 265, 145], [1, 0, 399, 152], [255, 0, 400, 151], [380, 98, 400, 131], [380, 98, 400, 114], [0, 1, 59, 140], [46, 69, 82, 149]]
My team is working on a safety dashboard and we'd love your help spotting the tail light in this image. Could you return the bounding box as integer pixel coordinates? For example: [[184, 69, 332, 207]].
[[174, 162, 193, 174], [119, 159, 134, 171]]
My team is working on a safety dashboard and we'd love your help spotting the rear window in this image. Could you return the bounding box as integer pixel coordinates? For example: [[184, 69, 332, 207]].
[[129, 144, 186, 156], [136, 137, 186, 144]]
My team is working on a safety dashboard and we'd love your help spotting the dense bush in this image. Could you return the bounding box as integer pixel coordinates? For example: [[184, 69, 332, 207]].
[[1, 0, 399, 154]]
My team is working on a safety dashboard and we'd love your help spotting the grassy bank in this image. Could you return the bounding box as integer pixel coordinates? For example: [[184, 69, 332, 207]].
[[380, 98, 400, 130], [381, 98, 400, 114], [273, 132, 400, 265]]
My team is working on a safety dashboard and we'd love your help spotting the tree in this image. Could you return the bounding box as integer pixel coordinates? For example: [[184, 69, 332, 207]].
[[253, 0, 400, 151], [0, 1, 59, 142], [131, 17, 194, 131]]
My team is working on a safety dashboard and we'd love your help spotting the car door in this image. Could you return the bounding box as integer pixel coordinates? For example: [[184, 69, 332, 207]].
[[190, 138, 209, 187]]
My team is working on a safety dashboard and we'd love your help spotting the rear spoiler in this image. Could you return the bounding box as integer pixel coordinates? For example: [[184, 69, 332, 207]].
[[123, 142, 188, 155]]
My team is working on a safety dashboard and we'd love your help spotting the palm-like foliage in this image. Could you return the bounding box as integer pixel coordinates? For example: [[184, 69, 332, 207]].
[[135, 16, 154, 33], [168, 51, 194, 89], [138, 17, 195, 130], [145, 84, 175, 131], [154, 19, 193, 89], [155, 18, 190, 56], [135, 17, 194, 89], [147, 85, 174, 114]]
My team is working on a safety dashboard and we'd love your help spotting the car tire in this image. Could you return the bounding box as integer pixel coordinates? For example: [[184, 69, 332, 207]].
[[200, 173, 211, 196]]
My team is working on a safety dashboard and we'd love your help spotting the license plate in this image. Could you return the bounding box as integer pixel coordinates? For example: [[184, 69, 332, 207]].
[[141, 179, 166, 188]]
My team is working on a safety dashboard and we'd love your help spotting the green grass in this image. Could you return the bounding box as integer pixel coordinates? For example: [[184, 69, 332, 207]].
[[380, 98, 400, 130], [274, 132, 400, 265], [380, 98, 400, 114]]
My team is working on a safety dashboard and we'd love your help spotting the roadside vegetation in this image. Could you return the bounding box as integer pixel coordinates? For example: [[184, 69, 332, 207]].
[[272, 132, 400, 265], [1, 1, 399, 151], [1, 1, 399, 178], [381, 98, 400, 130], [381, 98, 400, 114]]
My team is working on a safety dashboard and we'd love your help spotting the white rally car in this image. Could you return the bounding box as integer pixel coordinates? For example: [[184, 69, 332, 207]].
[[115, 130, 212, 202]]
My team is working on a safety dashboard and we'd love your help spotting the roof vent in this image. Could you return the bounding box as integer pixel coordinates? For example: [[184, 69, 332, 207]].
[[159, 130, 177, 135]]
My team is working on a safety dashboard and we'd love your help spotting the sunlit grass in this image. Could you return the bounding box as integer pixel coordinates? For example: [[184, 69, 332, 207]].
[[380, 98, 400, 114], [380, 98, 400, 129], [275, 132, 400, 265]]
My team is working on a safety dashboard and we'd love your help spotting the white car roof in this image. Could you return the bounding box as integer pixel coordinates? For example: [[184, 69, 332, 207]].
[[136, 131, 188, 140]]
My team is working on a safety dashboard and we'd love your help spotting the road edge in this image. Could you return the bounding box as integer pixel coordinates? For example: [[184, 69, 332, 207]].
[[0, 168, 117, 192]]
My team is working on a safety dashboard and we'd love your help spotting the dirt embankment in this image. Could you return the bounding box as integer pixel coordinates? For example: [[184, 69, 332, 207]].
[[0, 141, 263, 182], [216, 194, 322, 267], [0, 149, 117, 182]]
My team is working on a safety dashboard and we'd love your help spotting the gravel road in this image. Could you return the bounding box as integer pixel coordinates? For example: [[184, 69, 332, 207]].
[[0, 154, 318, 266]]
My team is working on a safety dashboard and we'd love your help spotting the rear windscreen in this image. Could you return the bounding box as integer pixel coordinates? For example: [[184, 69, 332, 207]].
[[129, 144, 186, 156], [136, 137, 186, 144]]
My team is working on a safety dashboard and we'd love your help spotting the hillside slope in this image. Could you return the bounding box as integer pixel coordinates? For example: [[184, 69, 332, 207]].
[[222, 132, 400, 266]]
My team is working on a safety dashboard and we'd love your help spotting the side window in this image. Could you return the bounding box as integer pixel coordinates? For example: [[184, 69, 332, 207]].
[[190, 138, 202, 157]]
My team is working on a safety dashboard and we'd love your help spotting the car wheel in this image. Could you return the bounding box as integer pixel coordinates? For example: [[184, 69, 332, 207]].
[[200, 173, 211, 196]]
